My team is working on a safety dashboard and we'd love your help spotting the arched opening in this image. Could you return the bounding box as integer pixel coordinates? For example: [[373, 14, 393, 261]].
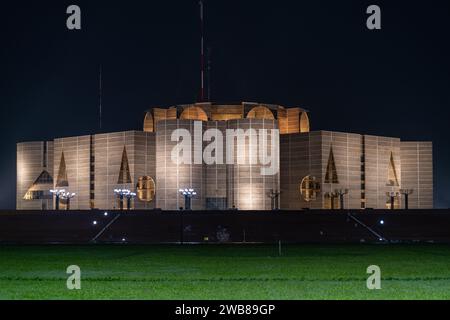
[[143, 112, 154, 132], [299, 112, 310, 133], [136, 176, 156, 202], [246, 106, 275, 120], [180, 106, 208, 121]]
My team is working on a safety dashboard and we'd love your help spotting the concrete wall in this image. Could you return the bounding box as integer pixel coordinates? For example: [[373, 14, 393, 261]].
[[364, 135, 401, 209], [144, 102, 310, 135], [16, 111, 433, 211], [401, 141, 433, 208], [155, 120, 207, 210], [320, 131, 362, 209], [280, 131, 428, 210], [155, 119, 280, 210], [53, 136, 91, 210], [16, 141, 54, 210], [280, 132, 322, 209], [205, 121, 228, 209], [93, 131, 156, 210], [226, 119, 279, 210]]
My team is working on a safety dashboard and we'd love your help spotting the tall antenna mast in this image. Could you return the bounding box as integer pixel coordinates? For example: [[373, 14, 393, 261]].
[[199, 0, 205, 102], [99, 64, 102, 131], [207, 46, 211, 101]]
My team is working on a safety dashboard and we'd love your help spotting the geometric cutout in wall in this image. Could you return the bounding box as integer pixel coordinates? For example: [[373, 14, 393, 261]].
[[387, 152, 400, 186], [143, 112, 154, 132], [23, 170, 54, 200], [56, 152, 69, 187], [180, 106, 209, 121], [246, 106, 275, 120], [324, 147, 339, 184], [299, 112, 310, 133], [117, 146, 132, 184], [136, 176, 155, 202], [300, 175, 321, 202]]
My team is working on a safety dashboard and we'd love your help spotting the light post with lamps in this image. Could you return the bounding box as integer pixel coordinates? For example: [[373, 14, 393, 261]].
[[335, 189, 349, 210], [267, 189, 281, 210], [50, 189, 65, 210], [179, 188, 197, 210], [60, 191, 76, 210], [400, 189, 414, 210], [178, 188, 197, 245], [114, 189, 131, 210], [124, 190, 137, 210]]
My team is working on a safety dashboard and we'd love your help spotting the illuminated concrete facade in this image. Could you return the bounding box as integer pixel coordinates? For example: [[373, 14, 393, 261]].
[[16, 102, 433, 210], [93, 131, 156, 210], [17, 141, 54, 210], [155, 118, 279, 210], [280, 132, 433, 209]]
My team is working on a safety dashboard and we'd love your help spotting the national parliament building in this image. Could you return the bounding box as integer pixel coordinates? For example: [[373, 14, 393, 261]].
[[16, 102, 433, 211]]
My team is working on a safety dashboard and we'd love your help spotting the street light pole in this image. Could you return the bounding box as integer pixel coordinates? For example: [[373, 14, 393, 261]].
[[125, 191, 137, 210], [50, 189, 69, 210], [386, 191, 400, 210], [335, 189, 349, 210], [268, 189, 281, 210], [178, 188, 197, 245], [179, 188, 197, 210], [58, 191, 76, 210], [400, 189, 414, 210], [63, 192, 76, 210], [55, 193, 60, 210], [114, 189, 135, 211]]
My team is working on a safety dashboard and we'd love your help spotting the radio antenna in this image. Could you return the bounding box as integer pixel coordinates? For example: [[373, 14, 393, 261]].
[[99, 64, 102, 131], [207, 46, 211, 101]]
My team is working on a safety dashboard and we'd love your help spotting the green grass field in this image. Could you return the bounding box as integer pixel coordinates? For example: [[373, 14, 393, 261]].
[[1, 244, 450, 300]]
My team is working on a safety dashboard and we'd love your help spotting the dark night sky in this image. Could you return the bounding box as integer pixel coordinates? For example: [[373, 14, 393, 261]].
[[0, 0, 449, 208]]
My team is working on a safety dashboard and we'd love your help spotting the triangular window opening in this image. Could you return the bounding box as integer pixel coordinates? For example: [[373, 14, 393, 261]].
[[35, 170, 53, 184], [56, 152, 69, 187], [23, 170, 54, 200], [117, 146, 132, 184], [324, 147, 339, 184], [387, 152, 400, 186]]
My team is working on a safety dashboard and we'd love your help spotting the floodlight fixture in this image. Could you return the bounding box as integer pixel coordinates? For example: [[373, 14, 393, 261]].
[[179, 187, 197, 210], [50, 189, 65, 210], [60, 191, 76, 210], [114, 188, 131, 210]]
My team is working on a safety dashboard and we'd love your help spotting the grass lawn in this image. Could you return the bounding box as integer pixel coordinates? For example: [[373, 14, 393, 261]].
[[1, 244, 450, 300]]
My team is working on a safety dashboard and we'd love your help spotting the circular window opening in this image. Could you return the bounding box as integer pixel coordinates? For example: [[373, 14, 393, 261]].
[[300, 175, 321, 202], [136, 176, 155, 202]]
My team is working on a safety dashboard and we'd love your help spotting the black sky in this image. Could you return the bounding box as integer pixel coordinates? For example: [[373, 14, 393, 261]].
[[1, 0, 449, 208]]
